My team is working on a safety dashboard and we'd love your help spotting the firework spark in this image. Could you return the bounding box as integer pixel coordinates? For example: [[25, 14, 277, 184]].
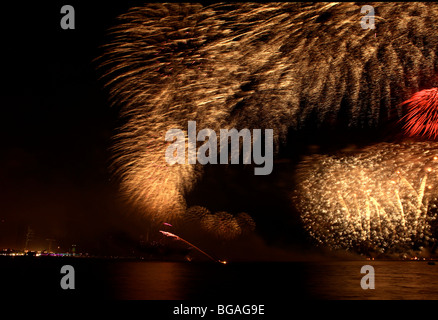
[[99, 3, 438, 221], [401, 88, 438, 139], [294, 142, 438, 253]]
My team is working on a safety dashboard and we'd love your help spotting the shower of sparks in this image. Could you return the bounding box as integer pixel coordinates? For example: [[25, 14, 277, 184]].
[[99, 3, 438, 221], [294, 142, 438, 253], [201, 212, 242, 241], [401, 88, 438, 139], [186, 206, 256, 240]]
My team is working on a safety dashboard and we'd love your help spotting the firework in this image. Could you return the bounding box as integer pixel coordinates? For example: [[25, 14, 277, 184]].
[[294, 142, 438, 253], [235, 212, 256, 234], [401, 88, 438, 139], [186, 206, 211, 222], [99, 3, 438, 220], [159, 230, 220, 263], [186, 206, 255, 240], [201, 211, 242, 240]]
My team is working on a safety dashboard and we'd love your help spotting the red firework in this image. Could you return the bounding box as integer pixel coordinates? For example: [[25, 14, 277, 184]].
[[401, 88, 438, 139]]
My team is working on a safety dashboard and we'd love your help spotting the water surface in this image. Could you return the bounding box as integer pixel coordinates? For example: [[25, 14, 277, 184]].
[[1, 258, 437, 300]]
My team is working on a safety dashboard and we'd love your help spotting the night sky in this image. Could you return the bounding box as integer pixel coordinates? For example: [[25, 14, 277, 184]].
[[0, 1, 391, 258], [1, 1, 152, 253]]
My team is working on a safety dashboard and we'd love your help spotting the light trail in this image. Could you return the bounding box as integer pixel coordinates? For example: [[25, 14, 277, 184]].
[[159, 230, 225, 264]]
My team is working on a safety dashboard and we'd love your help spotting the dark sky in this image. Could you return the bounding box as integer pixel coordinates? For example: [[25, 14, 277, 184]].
[[0, 1, 391, 258], [1, 1, 152, 252]]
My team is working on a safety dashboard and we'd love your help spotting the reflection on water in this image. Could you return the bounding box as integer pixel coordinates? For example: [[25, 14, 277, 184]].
[[109, 262, 190, 300], [107, 260, 438, 300], [305, 261, 438, 299], [1, 258, 437, 299]]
